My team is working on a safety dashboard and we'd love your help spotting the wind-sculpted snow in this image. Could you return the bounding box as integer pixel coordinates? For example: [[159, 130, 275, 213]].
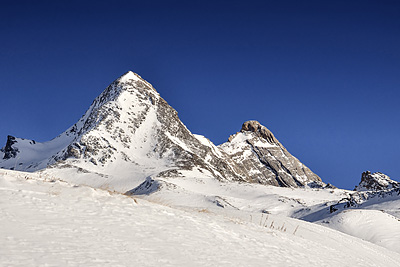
[[317, 210, 400, 253]]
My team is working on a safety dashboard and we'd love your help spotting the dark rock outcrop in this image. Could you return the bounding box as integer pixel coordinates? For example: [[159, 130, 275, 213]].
[[355, 171, 399, 191], [3, 136, 19, 159]]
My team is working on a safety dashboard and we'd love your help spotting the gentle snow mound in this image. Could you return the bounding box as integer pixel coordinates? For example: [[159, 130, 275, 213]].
[[317, 209, 400, 253]]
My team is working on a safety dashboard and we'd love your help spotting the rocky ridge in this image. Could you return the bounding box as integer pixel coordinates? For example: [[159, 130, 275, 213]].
[[329, 171, 400, 213], [0, 71, 323, 192]]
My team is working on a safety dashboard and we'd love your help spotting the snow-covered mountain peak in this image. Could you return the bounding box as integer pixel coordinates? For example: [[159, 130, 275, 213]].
[[116, 71, 157, 90], [1, 71, 249, 191], [0, 71, 162, 173], [118, 71, 140, 82], [1, 71, 324, 191], [96, 70, 157, 102]]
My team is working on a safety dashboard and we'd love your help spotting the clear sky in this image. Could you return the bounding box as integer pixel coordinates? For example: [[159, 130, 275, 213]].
[[1, 0, 399, 189]]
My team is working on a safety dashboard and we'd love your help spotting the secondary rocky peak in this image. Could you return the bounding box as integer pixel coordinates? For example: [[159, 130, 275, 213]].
[[241, 120, 280, 146], [221, 120, 322, 187], [355, 171, 399, 191]]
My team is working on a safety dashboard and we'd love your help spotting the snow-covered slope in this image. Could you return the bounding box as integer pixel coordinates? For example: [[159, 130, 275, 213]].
[[289, 171, 400, 252], [0, 71, 322, 191], [124, 168, 400, 254], [317, 209, 400, 253], [2, 169, 400, 267]]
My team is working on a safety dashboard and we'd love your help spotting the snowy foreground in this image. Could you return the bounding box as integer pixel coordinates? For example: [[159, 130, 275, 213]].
[[1, 170, 400, 266]]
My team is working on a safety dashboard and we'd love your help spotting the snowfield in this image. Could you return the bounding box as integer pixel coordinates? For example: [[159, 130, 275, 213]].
[[1, 169, 400, 266], [317, 209, 400, 254]]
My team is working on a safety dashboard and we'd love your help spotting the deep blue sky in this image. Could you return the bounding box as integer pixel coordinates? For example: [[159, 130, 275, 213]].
[[1, 0, 399, 189]]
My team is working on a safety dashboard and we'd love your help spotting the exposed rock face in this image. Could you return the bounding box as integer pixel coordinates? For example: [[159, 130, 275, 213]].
[[355, 171, 399, 191], [0, 71, 324, 191], [240, 121, 281, 147], [329, 171, 400, 213], [2, 136, 19, 159], [219, 120, 322, 187]]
